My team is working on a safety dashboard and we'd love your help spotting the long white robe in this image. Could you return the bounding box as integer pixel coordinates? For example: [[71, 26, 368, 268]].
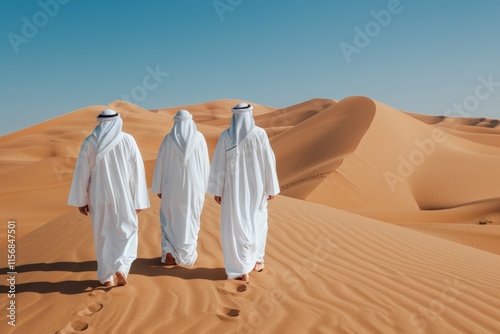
[[208, 127, 280, 278], [68, 133, 150, 284], [151, 132, 210, 266]]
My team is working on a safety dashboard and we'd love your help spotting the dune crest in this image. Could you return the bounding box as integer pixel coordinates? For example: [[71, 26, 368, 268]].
[[1, 97, 499, 333]]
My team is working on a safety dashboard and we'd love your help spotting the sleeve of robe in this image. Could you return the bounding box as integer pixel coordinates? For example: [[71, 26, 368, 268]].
[[151, 136, 167, 195], [128, 135, 150, 210], [207, 131, 227, 196], [67, 138, 93, 207], [262, 135, 280, 196]]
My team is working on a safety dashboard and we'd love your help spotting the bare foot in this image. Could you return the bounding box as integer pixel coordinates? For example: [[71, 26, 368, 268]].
[[253, 262, 265, 272], [116, 272, 128, 286], [241, 273, 250, 283], [101, 281, 114, 288], [165, 253, 177, 266]]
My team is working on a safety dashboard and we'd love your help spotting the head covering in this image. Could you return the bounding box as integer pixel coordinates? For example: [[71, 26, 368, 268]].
[[96, 108, 119, 121], [228, 103, 255, 145], [91, 109, 123, 166], [171, 110, 199, 163]]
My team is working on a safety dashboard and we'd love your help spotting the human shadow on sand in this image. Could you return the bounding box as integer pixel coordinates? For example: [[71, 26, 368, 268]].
[[0, 261, 97, 274], [0, 258, 226, 295], [0, 261, 101, 295], [130, 257, 227, 281], [0, 280, 100, 295]]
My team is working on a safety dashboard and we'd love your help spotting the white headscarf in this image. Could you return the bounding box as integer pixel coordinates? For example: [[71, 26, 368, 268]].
[[91, 109, 123, 166], [228, 103, 255, 145], [171, 110, 199, 163]]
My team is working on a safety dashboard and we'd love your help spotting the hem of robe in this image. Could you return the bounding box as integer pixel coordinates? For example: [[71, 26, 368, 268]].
[[226, 270, 253, 280], [98, 263, 132, 283], [225, 259, 256, 280], [117, 264, 131, 277], [161, 250, 197, 267], [99, 275, 114, 285]]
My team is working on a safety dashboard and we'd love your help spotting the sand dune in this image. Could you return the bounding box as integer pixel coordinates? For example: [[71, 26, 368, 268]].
[[272, 97, 374, 199], [1, 194, 499, 334], [406, 112, 500, 148], [303, 100, 500, 210], [350, 197, 500, 254], [1, 97, 499, 333]]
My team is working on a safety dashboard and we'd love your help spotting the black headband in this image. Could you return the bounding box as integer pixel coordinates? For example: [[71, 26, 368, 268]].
[[98, 113, 119, 118], [233, 104, 252, 109]]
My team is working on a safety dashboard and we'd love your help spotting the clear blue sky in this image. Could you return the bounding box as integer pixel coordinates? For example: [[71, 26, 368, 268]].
[[1, 0, 499, 135]]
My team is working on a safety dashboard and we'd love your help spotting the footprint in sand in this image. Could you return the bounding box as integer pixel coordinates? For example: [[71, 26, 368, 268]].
[[76, 301, 103, 317], [215, 283, 246, 321], [227, 309, 240, 317], [237, 284, 247, 293], [55, 319, 89, 333], [56, 288, 109, 333], [88, 289, 106, 297], [216, 307, 241, 320], [217, 283, 248, 296], [91, 287, 113, 303]]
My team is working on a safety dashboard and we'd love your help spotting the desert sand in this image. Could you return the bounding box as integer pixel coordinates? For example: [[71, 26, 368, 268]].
[[1, 97, 499, 333]]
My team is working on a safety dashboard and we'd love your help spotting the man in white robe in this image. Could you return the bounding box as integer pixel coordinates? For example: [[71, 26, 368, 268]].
[[68, 109, 150, 287], [208, 103, 280, 282], [151, 110, 210, 266]]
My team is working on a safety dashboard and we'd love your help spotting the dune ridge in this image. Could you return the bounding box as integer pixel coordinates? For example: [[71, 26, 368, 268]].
[[1, 96, 499, 333]]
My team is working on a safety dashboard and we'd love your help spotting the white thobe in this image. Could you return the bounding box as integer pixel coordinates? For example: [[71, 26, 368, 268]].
[[151, 132, 210, 266], [208, 127, 280, 278], [68, 133, 150, 284]]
